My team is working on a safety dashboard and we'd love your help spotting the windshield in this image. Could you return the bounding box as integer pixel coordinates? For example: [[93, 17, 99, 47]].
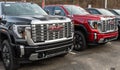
[[97, 9, 115, 16], [114, 10, 120, 15], [64, 5, 89, 15], [2, 3, 47, 16]]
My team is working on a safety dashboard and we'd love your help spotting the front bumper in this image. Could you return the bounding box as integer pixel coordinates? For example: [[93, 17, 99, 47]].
[[16, 38, 73, 61], [88, 31, 118, 44], [97, 31, 118, 43]]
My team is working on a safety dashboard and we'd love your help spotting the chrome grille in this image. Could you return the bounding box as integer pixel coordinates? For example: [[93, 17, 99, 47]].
[[117, 20, 120, 26], [98, 19, 117, 33], [31, 22, 73, 43]]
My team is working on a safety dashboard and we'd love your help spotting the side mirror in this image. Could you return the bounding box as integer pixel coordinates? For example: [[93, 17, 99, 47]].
[[1, 20, 7, 24], [0, 18, 7, 25], [54, 10, 61, 15]]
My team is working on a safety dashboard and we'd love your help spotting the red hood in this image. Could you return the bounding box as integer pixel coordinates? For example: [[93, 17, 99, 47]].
[[71, 14, 101, 24], [72, 14, 115, 23], [70, 14, 116, 25], [91, 14, 116, 18], [73, 14, 100, 20]]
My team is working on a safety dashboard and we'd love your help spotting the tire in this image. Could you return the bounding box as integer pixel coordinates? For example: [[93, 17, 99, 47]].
[[1, 40, 18, 70], [73, 31, 87, 51]]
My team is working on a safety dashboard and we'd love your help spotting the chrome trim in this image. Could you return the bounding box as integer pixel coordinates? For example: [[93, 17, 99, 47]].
[[31, 18, 71, 24], [20, 45, 24, 57], [31, 22, 73, 42], [25, 23, 73, 46], [98, 17, 117, 33], [18, 18, 73, 45], [94, 33, 97, 40], [26, 32, 73, 45], [26, 23, 73, 45]]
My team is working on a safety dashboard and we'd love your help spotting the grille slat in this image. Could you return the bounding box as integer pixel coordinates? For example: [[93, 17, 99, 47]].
[[99, 19, 117, 33], [31, 23, 72, 43]]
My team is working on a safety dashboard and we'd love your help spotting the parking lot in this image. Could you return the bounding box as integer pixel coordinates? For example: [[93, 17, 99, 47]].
[[0, 40, 120, 70]]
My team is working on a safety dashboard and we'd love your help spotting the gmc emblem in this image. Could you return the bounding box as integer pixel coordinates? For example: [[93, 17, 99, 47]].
[[48, 25, 63, 31]]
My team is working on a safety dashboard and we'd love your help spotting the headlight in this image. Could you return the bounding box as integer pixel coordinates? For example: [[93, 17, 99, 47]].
[[88, 20, 100, 29], [12, 25, 30, 38]]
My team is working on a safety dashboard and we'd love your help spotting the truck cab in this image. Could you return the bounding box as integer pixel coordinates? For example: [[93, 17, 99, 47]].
[[44, 5, 118, 51]]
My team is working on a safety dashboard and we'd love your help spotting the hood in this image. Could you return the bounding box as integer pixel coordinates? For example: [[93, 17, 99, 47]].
[[4, 15, 70, 25], [71, 14, 116, 25], [73, 14, 101, 20], [72, 14, 116, 22], [72, 14, 101, 23], [88, 14, 116, 20]]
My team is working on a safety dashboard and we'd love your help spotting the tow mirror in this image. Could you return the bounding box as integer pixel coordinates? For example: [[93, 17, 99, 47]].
[[54, 10, 61, 15]]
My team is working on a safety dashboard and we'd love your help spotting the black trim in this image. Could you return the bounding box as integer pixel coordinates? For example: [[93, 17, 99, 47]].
[[16, 38, 73, 61], [0, 28, 12, 43], [75, 24, 88, 39]]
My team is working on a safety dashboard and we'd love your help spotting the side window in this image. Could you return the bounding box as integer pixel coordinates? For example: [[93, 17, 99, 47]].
[[54, 6, 65, 16], [44, 6, 55, 15], [109, 10, 119, 15], [88, 9, 101, 15]]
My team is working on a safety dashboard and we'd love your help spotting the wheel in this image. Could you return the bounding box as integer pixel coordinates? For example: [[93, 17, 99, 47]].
[[73, 31, 87, 51], [1, 40, 18, 70]]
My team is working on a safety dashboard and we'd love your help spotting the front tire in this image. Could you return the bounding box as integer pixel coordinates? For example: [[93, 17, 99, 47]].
[[1, 40, 18, 70], [73, 31, 87, 51]]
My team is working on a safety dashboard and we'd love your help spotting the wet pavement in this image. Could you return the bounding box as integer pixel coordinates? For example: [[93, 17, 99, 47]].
[[0, 40, 120, 70]]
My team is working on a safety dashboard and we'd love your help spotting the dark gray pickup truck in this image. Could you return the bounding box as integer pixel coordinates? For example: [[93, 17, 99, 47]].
[[0, 2, 73, 70]]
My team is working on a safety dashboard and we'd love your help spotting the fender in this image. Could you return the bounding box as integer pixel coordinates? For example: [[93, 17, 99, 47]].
[[0, 27, 14, 46], [74, 24, 88, 39], [0, 27, 19, 58]]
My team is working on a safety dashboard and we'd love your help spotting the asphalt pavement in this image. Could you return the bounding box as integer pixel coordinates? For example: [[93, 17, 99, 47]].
[[0, 40, 120, 70]]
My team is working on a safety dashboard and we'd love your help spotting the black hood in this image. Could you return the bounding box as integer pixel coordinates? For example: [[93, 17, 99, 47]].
[[3, 15, 66, 25]]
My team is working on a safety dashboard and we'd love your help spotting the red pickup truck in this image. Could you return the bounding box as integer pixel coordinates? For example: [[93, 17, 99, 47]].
[[44, 5, 118, 51]]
